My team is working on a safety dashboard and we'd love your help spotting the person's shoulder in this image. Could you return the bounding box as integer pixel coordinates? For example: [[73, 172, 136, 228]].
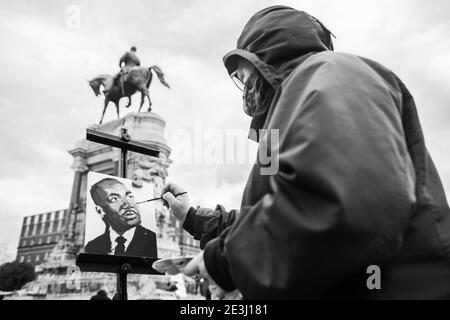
[[305, 51, 396, 77], [283, 52, 351, 89], [284, 52, 346, 84], [298, 51, 366, 72], [288, 51, 399, 89]]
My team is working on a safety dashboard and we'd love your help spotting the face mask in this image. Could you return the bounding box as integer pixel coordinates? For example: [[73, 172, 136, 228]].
[[242, 73, 260, 117]]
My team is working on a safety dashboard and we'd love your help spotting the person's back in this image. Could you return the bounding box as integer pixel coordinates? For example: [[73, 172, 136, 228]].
[[273, 49, 450, 298]]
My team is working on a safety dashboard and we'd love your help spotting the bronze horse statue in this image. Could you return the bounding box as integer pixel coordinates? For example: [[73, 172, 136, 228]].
[[88, 66, 170, 124]]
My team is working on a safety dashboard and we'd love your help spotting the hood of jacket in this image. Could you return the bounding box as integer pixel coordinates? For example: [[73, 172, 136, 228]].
[[224, 5, 334, 85], [223, 6, 334, 137]]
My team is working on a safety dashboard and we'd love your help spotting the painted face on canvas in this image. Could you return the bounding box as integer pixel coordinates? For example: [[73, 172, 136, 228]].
[[97, 181, 142, 233]]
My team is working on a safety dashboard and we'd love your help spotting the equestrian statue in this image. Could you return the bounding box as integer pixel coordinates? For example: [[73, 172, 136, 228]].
[[88, 47, 170, 124]]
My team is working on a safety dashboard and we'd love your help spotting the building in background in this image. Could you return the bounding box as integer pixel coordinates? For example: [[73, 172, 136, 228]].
[[16, 209, 68, 266]]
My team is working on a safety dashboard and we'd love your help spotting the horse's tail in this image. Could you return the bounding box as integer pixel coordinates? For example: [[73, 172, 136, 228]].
[[149, 65, 170, 89]]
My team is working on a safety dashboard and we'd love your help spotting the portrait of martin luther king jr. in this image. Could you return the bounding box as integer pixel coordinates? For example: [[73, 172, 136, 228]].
[[84, 177, 157, 257]]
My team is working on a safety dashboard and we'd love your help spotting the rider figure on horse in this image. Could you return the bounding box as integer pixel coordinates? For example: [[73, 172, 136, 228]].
[[116, 46, 141, 95], [89, 47, 170, 124]]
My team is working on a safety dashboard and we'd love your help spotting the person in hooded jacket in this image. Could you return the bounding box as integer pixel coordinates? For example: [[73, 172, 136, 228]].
[[162, 6, 450, 299]]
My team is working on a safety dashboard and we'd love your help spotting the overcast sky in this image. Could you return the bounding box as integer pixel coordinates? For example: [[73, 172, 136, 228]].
[[0, 0, 449, 264]]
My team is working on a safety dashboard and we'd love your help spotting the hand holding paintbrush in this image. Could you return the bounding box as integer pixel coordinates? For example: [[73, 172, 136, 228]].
[[156, 182, 192, 224]]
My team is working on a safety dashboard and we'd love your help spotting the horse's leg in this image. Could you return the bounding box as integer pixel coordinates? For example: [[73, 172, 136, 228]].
[[138, 86, 151, 112], [146, 90, 152, 112], [125, 96, 132, 108], [99, 99, 109, 124], [115, 102, 120, 118], [139, 91, 145, 113], [145, 70, 153, 112]]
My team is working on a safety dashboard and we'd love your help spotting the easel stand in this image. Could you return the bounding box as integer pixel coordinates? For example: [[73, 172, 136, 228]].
[[76, 128, 162, 300], [76, 254, 162, 300]]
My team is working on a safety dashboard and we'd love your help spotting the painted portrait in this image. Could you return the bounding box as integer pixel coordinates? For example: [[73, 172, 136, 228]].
[[84, 172, 157, 258]]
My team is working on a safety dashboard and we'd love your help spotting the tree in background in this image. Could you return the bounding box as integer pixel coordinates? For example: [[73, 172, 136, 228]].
[[0, 261, 35, 291]]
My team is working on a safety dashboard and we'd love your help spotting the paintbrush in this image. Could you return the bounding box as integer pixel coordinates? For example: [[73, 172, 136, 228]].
[[136, 192, 188, 205]]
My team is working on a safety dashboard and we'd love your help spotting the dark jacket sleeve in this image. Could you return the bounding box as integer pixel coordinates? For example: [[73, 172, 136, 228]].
[[203, 54, 417, 298], [183, 205, 239, 249]]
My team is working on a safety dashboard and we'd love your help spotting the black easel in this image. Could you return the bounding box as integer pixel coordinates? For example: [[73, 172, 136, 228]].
[[76, 127, 162, 300]]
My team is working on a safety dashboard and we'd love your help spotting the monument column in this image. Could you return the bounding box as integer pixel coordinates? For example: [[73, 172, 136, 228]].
[[66, 152, 88, 243]]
